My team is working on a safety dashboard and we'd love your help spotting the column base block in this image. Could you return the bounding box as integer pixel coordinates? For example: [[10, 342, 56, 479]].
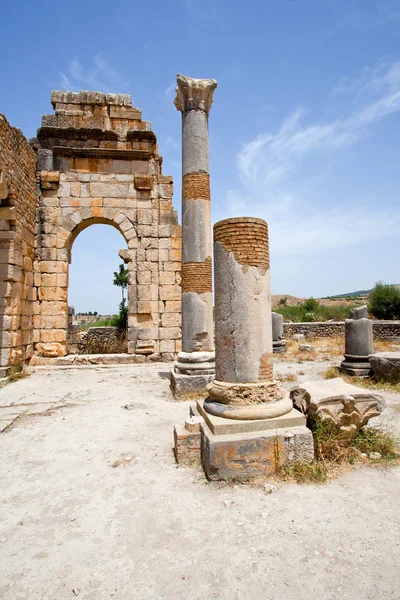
[[201, 420, 314, 482], [170, 369, 215, 400], [273, 341, 287, 353], [340, 360, 371, 377], [197, 400, 306, 434]]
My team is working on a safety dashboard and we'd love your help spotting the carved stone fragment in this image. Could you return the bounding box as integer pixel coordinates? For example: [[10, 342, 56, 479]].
[[290, 378, 386, 437]]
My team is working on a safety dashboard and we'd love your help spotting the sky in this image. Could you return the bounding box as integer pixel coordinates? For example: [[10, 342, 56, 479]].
[[1, 0, 400, 313]]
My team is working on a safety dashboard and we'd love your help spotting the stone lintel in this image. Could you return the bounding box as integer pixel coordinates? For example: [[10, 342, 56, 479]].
[[174, 73, 217, 114], [51, 146, 152, 161], [51, 90, 133, 108]]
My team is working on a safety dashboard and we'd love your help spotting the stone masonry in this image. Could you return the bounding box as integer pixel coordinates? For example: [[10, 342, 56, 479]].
[[0, 115, 38, 373], [31, 91, 182, 360]]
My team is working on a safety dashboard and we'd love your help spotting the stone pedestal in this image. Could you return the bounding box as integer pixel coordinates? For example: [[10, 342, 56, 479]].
[[341, 318, 373, 376], [170, 351, 215, 398], [170, 74, 217, 398], [272, 312, 286, 353], [200, 217, 314, 480]]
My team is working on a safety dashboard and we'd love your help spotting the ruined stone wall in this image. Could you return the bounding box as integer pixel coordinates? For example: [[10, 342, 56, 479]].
[[69, 326, 127, 355], [283, 321, 400, 340], [32, 91, 182, 361], [0, 115, 38, 370]]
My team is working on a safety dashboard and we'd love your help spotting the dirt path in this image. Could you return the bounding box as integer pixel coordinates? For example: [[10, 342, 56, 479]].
[[0, 362, 399, 600]]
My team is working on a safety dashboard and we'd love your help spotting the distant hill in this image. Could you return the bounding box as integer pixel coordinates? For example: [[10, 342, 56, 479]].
[[325, 290, 371, 299], [324, 284, 400, 299]]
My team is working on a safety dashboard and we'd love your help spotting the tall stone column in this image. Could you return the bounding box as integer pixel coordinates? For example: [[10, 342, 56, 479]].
[[197, 217, 314, 481], [171, 74, 217, 398]]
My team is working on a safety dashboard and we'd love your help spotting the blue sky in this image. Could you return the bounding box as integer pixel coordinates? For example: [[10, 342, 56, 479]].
[[1, 0, 400, 313]]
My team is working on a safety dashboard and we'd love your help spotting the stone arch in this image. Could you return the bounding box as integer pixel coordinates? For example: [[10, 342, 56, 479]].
[[33, 90, 182, 361], [61, 211, 136, 258]]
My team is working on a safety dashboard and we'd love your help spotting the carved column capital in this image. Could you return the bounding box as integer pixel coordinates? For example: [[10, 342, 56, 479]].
[[174, 73, 217, 114]]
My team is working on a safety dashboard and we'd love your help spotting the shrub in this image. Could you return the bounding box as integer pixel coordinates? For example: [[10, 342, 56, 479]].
[[112, 300, 128, 330], [301, 297, 320, 313], [368, 282, 400, 320]]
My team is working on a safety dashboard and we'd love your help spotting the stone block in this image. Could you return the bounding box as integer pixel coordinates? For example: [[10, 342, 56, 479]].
[[159, 284, 181, 301], [369, 352, 400, 383], [173, 423, 201, 465], [36, 342, 65, 357], [299, 344, 315, 352], [38, 287, 67, 302], [201, 423, 314, 482], [164, 327, 181, 340], [161, 312, 181, 327], [160, 340, 175, 354], [170, 369, 214, 400], [40, 329, 67, 343], [165, 301, 181, 313]]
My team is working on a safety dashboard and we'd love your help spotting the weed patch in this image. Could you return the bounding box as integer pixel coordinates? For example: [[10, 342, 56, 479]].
[[7, 364, 29, 383], [278, 418, 399, 483], [321, 367, 400, 393]]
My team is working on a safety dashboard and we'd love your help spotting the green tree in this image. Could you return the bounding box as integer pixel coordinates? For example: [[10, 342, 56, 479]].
[[113, 264, 128, 303], [368, 282, 400, 320]]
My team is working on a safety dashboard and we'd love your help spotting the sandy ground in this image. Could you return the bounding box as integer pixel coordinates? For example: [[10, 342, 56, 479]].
[[0, 360, 400, 600]]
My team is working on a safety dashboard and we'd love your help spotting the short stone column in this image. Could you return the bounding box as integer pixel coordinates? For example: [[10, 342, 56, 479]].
[[196, 217, 314, 480], [171, 73, 217, 398], [205, 218, 291, 419], [341, 318, 373, 376], [272, 312, 286, 353], [349, 305, 368, 319]]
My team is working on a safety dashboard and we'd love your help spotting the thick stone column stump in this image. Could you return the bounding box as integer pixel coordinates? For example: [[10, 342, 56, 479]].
[[170, 73, 217, 398], [198, 217, 314, 481], [341, 318, 373, 376]]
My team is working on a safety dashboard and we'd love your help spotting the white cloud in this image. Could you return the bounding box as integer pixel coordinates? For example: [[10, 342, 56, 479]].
[[164, 83, 175, 96], [222, 61, 400, 257], [59, 54, 127, 93]]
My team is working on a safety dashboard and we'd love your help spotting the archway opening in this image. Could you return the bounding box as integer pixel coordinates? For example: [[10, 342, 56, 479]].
[[68, 223, 129, 354]]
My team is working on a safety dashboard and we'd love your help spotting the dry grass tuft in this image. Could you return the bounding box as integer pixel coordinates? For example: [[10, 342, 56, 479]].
[[278, 419, 399, 484], [320, 366, 400, 393], [276, 373, 298, 383], [7, 364, 29, 383]]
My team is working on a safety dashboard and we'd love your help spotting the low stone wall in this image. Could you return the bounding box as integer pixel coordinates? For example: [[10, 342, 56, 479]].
[[283, 321, 400, 341], [69, 327, 127, 354]]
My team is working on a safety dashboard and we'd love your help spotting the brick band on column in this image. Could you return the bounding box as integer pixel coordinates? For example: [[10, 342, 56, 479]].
[[258, 352, 274, 382], [182, 173, 210, 200], [181, 258, 212, 293], [214, 217, 270, 271]]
